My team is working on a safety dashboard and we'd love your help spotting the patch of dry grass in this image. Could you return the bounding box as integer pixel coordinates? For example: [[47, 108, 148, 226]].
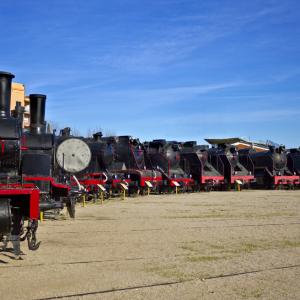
[[144, 264, 189, 281], [185, 255, 224, 263]]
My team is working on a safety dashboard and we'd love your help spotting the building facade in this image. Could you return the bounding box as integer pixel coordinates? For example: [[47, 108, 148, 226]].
[[11, 82, 30, 128]]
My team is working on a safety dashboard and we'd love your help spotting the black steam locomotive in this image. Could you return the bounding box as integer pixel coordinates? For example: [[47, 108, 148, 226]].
[[180, 141, 224, 190], [22, 95, 91, 218], [242, 146, 299, 188], [0, 71, 40, 258], [143, 139, 194, 192], [205, 140, 255, 188]]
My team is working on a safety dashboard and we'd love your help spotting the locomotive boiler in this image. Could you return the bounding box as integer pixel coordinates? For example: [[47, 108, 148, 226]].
[[0, 71, 40, 258], [180, 141, 224, 190], [244, 146, 299, 188], [205, 140, 254, 188], [143, 139, 193, 192]]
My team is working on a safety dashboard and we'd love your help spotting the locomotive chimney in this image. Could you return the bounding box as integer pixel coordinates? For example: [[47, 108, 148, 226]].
[[60, 127, 71, 137], [0, 71, 15, 119], [93, 132, 103, 141], [12, 101, 25, 126], [29, 94, 46, 134]]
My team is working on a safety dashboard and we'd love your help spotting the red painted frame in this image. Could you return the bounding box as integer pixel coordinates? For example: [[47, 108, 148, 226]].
[[169, 177, 194, 187], [273, 175, 299, 185], [0, 184, 40, 219], [200, 175, 224, 184], [23, 176, 70, 191], [230, 175, 255, 184]]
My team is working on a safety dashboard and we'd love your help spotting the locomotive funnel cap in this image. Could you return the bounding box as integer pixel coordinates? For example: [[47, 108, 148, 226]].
[[0, 71, 15, 118], [93, 132, 103, 140], [183, 141, 197, 148], [0, 71, 15, 78], [29, 94, 46, 134]]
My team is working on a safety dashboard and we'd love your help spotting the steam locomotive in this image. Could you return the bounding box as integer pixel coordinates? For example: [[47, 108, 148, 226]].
[[143, 140, 194, 192], [241, 146, 299, 188], [22, 95, 92, 218], [0, 71, 40, 258], [205, 140, 255, 188], [180, 141, 224, 190]]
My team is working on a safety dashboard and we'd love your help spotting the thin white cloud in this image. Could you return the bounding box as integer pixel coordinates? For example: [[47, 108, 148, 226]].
[[89, 2, 292, 73], [152, 109, 300, 126], [48, 80, 241, 109]]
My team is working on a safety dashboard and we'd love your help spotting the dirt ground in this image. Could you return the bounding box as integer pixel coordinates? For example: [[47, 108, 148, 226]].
[[0, 190, 299, 300]]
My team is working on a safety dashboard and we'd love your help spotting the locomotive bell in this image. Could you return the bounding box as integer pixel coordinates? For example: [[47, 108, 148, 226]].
[[56, 138, 91, 173], [0, 71, 15, 118]]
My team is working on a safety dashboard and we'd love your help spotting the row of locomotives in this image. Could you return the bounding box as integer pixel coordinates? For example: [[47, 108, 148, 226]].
[[205, 139, 255, 190], [0, 71, 40, 259], [179, 141, 225, 191], [21, 95, 89, 219], [80, 134, 161, 198], [77, 133, 132, 199], [143, 139, 194, 193], [242, 145, 299, 189]]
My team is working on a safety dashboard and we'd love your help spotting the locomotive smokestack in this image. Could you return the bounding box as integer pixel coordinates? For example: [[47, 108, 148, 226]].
[[29, 94, 46, 134], [0, 71, 15, 118], [12, 101, 25, 126], [93, 132, 103, 141]]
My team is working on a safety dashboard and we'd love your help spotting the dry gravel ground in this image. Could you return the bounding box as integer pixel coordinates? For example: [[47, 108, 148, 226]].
[[0, 190, 300, 300]]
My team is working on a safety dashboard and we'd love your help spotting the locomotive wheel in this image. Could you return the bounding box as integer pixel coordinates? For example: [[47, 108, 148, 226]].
[[204, 185, 212, 192], [129, 187, 140, 197], [0, 199, 12, 235]]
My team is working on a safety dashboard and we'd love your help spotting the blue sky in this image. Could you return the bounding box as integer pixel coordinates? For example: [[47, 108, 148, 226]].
[[1, 0, 300, 146]]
